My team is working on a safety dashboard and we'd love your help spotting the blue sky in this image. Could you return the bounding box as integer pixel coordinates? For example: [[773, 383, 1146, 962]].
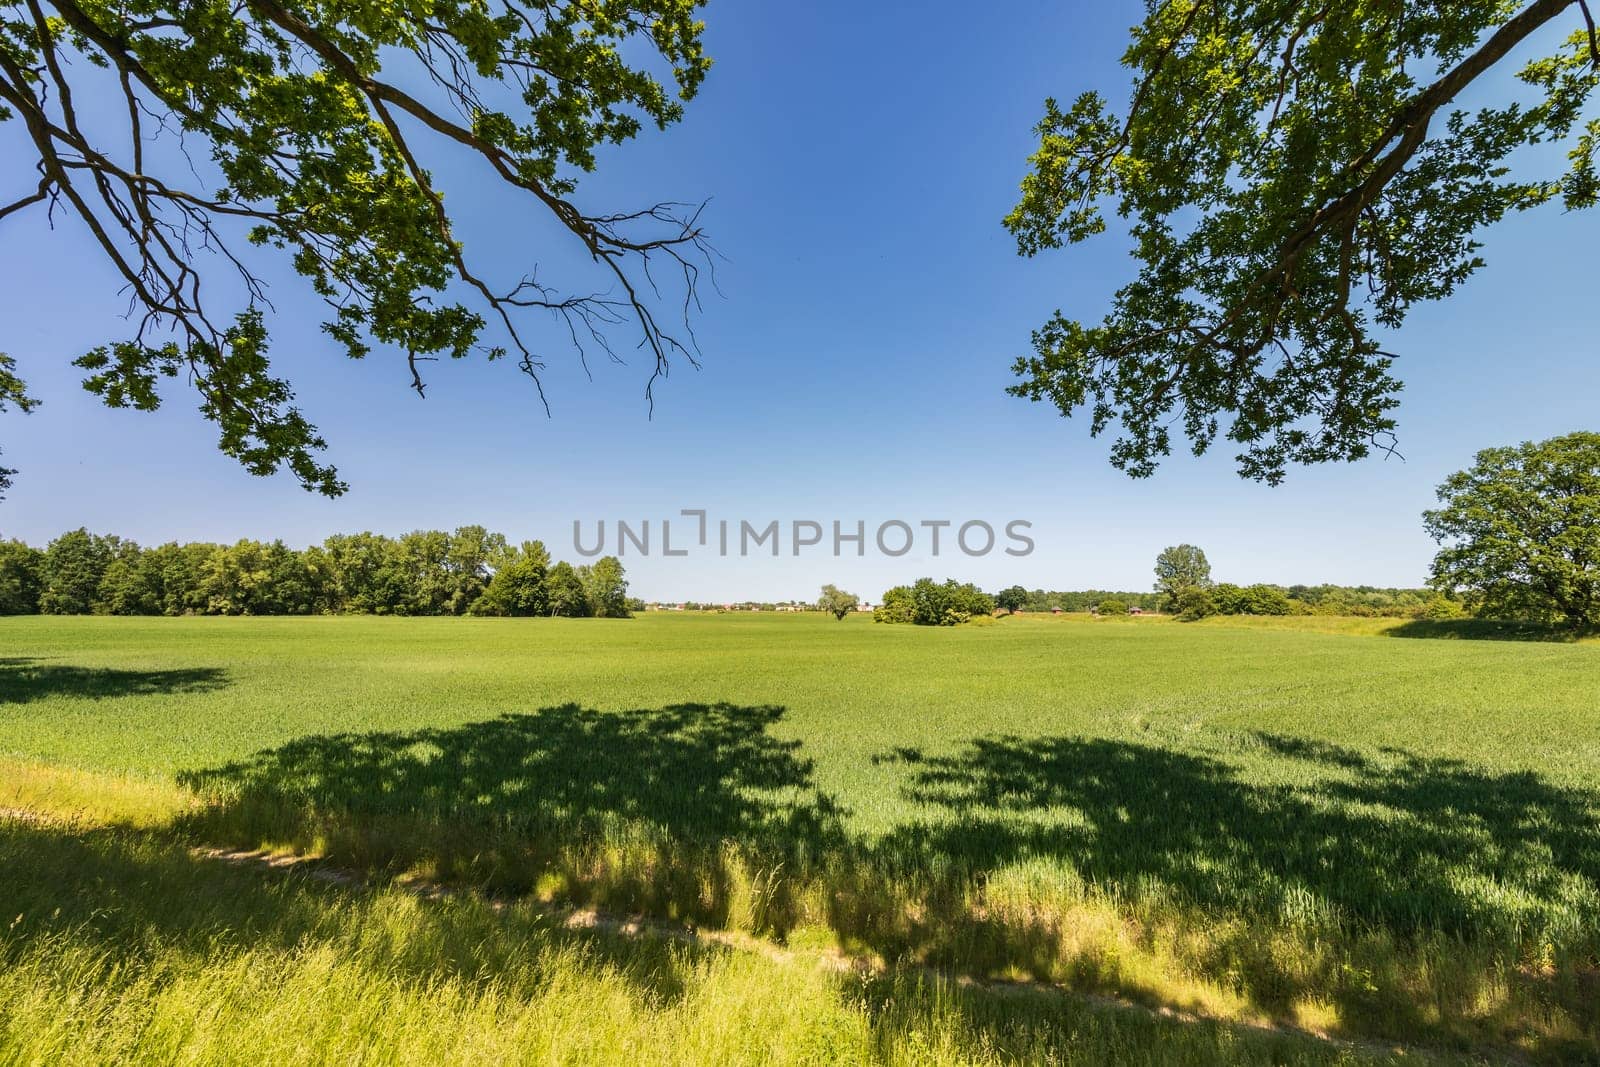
[[2, 2, 1597, 601]]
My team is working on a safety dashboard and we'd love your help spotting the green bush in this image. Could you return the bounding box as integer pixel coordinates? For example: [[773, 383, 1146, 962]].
[[873, 586, 916, 624], [875, 579, 994, 625], [1212, 583, 1292, 616], [1096, 598, 1128, 615], [1175, 587, 1216, 621], [1421, 594, 1466, 620]]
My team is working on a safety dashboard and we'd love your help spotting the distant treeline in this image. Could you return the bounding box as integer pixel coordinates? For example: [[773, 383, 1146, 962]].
[[1019, 584, 1445, 618], [0, 528, 636, 618], [1016, 589, 1164, 613]]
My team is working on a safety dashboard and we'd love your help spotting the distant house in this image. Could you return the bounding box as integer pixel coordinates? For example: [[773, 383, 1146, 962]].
[[1050, 606, 1063, 615], [1128, 607, 1145, 615]]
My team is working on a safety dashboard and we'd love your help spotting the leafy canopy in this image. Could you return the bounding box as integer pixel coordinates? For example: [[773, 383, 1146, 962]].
[[994, 584, 1028, 614], [1153, 543, 1212, 604], [1006, 0, 1600, 483], [0, 0, 711, 495], [816, 583, 860, 620], [1425, 431, 1600, 627]]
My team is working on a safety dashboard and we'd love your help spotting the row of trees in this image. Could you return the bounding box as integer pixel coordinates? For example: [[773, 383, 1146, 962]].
[[995, 587, 1165, 614], [822, 573, 1447, 627], [1152, 543, 1458, 622], [1146, 431, 1600, 631], [0, 529, 633, 618]]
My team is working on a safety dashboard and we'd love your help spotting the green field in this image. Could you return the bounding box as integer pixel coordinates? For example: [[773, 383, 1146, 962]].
[[5, 612, 1599, 1063]]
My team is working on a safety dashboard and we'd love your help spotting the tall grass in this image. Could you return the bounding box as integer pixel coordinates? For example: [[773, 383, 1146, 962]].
[[0, 817, 1385, 1065]]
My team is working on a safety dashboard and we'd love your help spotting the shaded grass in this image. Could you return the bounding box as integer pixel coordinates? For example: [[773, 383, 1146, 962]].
[[1384, 618, 1597, 643], [0, 816, 1391, 1065], [0, 655, 229, 703], [169, 701, 1600, 1059]]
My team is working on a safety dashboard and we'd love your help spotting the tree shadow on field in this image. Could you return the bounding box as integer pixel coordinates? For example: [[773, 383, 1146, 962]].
[[179, 702, 847, 936], [1384, 618, 1594, 643], [0, 657, 229, 703], [864, 731, 1600, 1052], [0, 816, 732, 1011]]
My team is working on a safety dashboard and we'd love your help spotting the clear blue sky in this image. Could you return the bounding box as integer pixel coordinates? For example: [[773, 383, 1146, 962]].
[[2, 2, 1596, 601]]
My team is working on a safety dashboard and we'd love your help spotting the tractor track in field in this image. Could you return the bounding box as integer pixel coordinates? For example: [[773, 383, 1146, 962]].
[[3, 807, 1522, 1064]]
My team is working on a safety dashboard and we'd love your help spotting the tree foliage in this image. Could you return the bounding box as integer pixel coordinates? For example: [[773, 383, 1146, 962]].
[[0, 352, 37, 497], [874, 579, 995, 626], [1006, 0, 1600, 483], [580, 555, 631, 618], [994, 584, 1028, 614], [19, 525, 624, 617], [1425, 431, 1600, 627], [545, 560, 590, 618], [1174, 585, 1217, 620], [0, 536, 42, 612], [471, 539, 549, 617], [816, 583, 860, 620], [1153, 543, 1212, 608], [0, 0, 712, 495], [1211, 582, 1294, 616]]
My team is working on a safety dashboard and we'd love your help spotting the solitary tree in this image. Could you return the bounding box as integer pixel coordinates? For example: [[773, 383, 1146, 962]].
[[1006, 2, 1600, 483], [0, 0, 713, 495], [817, 583, 860, 620], [995, 584, 1028, 614], [1425, 432, 1600, 628], [1154, 544, 1212, 610]]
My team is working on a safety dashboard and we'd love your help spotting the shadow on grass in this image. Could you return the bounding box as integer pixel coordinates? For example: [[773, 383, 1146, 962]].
[[0, 817, 1360, 1066], [879, 732, 1600, 938], [1384, 618, 1594, 642], [0, 657, 229, 703], [179, 702, 848, 935], [0, 815, 729, 1011], [865, 732, 1600, 1055], [172, 705, 1600, 1055]]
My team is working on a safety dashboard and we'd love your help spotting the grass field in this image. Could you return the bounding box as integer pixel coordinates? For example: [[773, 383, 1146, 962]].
[[4, 612, 1599, 1063]]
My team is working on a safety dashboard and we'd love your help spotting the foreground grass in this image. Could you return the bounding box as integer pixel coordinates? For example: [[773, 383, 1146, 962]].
[[4, 613, 1599, 1059], [0, 815, 1389, 1065]]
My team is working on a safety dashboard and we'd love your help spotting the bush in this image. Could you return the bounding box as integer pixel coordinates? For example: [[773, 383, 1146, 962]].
[[873, 585, 916, 624], [1097, 598, 1128, 615], [1212, 582, 1291, 616], [1175, 587, 1216, 621], [875, 579, 994, 625], [1421, 594, 1465, 620]]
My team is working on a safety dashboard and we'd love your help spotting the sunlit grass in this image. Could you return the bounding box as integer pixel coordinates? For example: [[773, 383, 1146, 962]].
[[0, 817, 1386, 1065]]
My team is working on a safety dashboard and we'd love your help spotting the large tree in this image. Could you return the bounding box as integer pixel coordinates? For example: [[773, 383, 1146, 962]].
[[1153, 543, 1212, 609], [1006, 1, 1600, 483], [1425, 431, 1600, 628], [0, 0, 711, 495]]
